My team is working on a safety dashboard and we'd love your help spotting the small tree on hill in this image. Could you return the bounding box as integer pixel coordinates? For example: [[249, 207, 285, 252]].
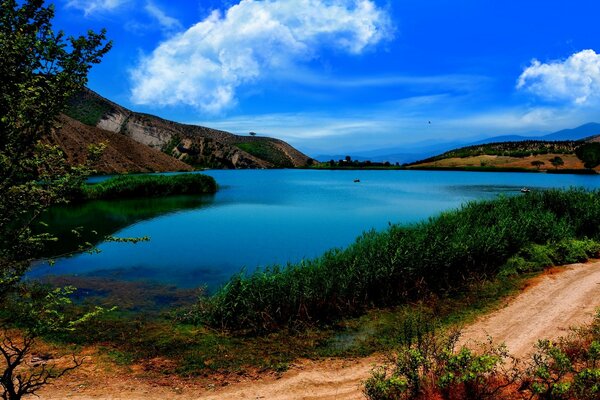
[[549, 156, 564, 170], [531, 160, 545, 170]]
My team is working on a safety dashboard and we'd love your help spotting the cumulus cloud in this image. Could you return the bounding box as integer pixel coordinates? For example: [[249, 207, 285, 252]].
[[517, 49, 600, 105], [130, 0, 393, 113], [66, 0, 127, 16], [145, 2, 182, 32]]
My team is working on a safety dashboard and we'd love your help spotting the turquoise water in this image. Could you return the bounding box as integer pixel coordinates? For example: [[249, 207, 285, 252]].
[[31, 170, 600, 290]]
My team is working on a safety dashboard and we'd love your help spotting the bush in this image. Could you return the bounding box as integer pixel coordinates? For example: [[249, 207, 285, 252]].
[[363, 330, 518, 400], [365, 312, 600, 400]]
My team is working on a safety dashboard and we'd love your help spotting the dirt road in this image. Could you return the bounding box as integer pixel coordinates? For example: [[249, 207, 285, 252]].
[[39, 261, 600, 399]]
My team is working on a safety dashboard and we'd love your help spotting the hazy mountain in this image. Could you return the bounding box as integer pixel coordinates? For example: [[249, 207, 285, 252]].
[[320, 123, 600, 164]]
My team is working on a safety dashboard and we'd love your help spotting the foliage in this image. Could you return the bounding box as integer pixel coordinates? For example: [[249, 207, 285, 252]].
[[201, 189, 600, 333], [0, 0, 111, 398], [81, 173, 217, 200], [365, 312, 600, 400], [522, 312, 600, 399], [364, 330, 519, 400], [532, 160, 546, 169], [0, 0, 111, 294], [0, 283, 110, 399], [236, 141, 294, 168], [550, 157, 565, 169], [64, 89, 114, 126], [575, 143, 600, 169], [313, 159, 399, 169], [499, 239, 600, 277]]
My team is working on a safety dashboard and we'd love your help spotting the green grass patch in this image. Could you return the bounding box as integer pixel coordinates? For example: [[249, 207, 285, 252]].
[[65, 91, 114, 126], [82, 174, 217, 200], [235, 141, 294, 168]]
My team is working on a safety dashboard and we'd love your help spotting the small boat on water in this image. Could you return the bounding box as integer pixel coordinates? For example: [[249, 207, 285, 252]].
[[354, 179, 361, 183], [520, 187, 531, 193]]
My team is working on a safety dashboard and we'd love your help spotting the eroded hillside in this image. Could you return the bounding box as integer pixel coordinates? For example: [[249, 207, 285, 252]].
[[64, 89, 313, 170]]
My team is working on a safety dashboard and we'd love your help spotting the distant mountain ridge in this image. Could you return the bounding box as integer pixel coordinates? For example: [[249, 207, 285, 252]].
[[61, 89, 313, 171], [317, 123, 600, 164]]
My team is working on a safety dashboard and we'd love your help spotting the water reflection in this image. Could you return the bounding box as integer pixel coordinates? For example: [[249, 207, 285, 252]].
[[36, 194, 215, 258]]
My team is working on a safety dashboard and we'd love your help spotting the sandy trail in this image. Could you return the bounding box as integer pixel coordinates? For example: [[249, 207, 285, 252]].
[[39, 261, 600, 400]]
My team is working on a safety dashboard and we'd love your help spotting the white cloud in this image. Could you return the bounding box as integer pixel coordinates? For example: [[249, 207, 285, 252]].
[[145, 2, 182, 32], [130, 0, 393, 113], [517, 49, 600, 105], [66, 0, 127, 16]]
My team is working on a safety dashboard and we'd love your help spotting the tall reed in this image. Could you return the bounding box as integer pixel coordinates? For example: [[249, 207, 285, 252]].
[[83, 173, 217, 200], [203, 189, 600, 333]]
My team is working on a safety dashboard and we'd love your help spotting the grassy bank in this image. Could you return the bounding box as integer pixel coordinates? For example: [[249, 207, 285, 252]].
[[82, 173, 217, 200], [202, 189, 600, 333], [30, 189, 600, 375]]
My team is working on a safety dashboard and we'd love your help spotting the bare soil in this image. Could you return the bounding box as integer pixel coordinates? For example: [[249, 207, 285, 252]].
[[38, 261, 600, 399]]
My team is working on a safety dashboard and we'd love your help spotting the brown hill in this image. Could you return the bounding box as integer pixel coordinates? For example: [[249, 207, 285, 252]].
[[47, 114, 193, 174], [406, 135, 600, 173], [64, 89, 313, 169]]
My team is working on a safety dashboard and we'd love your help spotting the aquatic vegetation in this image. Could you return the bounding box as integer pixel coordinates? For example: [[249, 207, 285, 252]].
[[82, 173, 217, 200], [203, 189, 600, 333]]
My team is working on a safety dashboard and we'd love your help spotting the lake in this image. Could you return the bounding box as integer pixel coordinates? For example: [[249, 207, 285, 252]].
[[30, 169, 600, 290]]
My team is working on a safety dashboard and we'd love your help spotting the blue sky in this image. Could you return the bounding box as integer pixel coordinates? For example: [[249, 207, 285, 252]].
[[54, 0, 600, 154]]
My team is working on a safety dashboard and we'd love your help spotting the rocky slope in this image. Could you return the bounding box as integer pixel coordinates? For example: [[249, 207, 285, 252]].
[[64, 89, 313, 169], [47, 114, 193, 174]]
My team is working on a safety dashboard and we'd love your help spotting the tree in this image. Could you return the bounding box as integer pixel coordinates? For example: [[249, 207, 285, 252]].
[[549, 156, 564, 170], [531, 160, 545, 170], [0, 1, 111, 398]]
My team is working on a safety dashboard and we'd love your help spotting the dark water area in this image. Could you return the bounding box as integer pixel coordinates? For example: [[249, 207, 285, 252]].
[[29, 169, 600, 292]]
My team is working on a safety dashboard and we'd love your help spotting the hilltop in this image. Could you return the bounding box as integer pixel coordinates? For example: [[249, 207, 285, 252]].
[[317, 123, 600, 165], [54, 89, 313, 173], [405, 135, 600, 173]]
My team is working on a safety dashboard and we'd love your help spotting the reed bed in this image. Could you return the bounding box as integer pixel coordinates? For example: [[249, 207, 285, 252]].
[[203, 189, 600, 333], [83, 173, 217, 200]]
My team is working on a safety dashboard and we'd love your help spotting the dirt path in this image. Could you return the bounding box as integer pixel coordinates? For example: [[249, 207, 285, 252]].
[[39, 261, 600, 399]]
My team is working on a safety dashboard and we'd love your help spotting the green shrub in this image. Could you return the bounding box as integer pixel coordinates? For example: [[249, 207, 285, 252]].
[[363, 330, 517, 400], [576, 143, 600, 169]]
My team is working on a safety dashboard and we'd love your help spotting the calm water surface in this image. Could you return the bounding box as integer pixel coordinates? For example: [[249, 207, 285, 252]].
[[31, 170, 600, 290]]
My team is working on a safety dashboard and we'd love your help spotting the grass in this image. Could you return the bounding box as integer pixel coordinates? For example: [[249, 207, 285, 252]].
[[49, 270, 531, 376], [65, 91, 114, 126], [235, 141, 294, 168], [201, 189, 600, 333], [29, 188, 600, 376], [81, 174, 217, 200]]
